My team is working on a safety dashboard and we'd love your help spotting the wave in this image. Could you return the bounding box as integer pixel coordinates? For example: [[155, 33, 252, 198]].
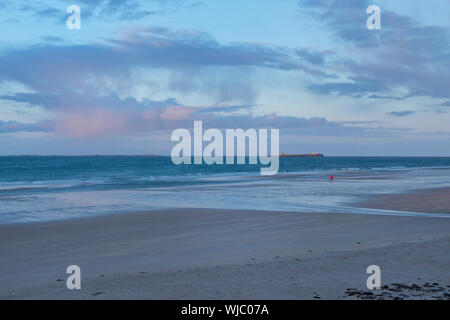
[[2, 163, 450, 195]]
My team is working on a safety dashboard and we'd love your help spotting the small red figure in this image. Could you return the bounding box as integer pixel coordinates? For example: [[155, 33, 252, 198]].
[[329, 175, 334, 181]]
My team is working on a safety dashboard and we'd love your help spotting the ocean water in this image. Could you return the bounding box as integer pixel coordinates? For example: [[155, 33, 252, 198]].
[[1, 156, 450, 223]]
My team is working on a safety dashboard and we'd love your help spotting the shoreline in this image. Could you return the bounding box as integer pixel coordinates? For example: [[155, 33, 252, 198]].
[[1, 205, 449, 299], [2, 164, 450, 224], [3, 184, 450, 227]]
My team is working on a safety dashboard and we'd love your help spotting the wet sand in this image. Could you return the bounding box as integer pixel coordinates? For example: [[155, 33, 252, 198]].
[[354, 187, 450, 214], [0, 204, 449, 299]]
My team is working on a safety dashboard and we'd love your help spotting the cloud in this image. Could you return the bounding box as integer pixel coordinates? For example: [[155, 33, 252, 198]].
[[0, 92, 180, 111], [298, 0, 450, 100], [98, 0, 157, 20], [386, 110, 415, 117], [0, 120, 52, 133], [0, 26, 331, 104], [0, 89, 384, 137], [296, 48, 333, 66], [35, 7, 61, 19], [52, 111, 392, 138], [42, 36, 64, 44], [423, 100, 450, 114], [428, 101, 450, 107], [368, 94, 412, 101], [20, 0, 204, 23], [308, 82, 386, 97], [4, 18, 19, 24], [0, 20, 405, 139]]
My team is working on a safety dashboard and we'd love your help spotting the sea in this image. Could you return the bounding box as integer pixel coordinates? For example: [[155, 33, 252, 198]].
[[1, 156, 450, 223]]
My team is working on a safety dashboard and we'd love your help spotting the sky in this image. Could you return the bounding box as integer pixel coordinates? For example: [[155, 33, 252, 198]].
[[0, 0, 449, 156]]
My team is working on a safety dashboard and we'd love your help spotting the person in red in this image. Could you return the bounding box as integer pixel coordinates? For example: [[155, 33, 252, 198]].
[[329, 175, 334, 181]]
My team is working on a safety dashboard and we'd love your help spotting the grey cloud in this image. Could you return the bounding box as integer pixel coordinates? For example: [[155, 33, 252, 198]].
[[368, 94, 412, 101], [0, 92, 180, 111], [0, 27, 330, 103], [298, 0, 450, 100], [26, 0, 204, 22], [428, 101, 450, 107], [296, 48, 333, 66], [386, 110, 415, 117], [0, 120, 53, 133], [307, 82, 386, 97]]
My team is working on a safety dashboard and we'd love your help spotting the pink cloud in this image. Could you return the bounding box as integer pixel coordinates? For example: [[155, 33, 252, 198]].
[[160, 106, 194, 120], [53, 105, 196, 137], [55, 108, 130, 137]]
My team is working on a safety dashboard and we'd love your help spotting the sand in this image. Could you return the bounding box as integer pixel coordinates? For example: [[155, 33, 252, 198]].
[[1, 193, 449, 299], [354, 186, 450, 214]]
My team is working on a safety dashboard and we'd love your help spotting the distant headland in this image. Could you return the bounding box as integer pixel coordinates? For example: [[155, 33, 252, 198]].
[[280, 152, 324, 158]]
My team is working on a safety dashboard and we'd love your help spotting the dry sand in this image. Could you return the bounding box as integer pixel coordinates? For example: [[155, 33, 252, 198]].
[[1, 192, 449, 299]]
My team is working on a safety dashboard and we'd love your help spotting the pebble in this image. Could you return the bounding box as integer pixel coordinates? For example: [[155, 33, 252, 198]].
[[344, 281, 450, 300]]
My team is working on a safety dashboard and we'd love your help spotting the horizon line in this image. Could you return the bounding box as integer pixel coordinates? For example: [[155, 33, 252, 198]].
[[1, 154, 450, 158]]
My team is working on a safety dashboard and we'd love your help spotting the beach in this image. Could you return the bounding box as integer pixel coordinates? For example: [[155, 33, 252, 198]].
[[1, 187, 449, 299], [354, 186, 450, 214]]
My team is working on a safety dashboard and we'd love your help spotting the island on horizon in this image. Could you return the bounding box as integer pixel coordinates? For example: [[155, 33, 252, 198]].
[[279, 152, 324, 158]]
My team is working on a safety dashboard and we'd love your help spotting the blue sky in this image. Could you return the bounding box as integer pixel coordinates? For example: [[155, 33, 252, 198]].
[[0, 0, 449, 155]]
